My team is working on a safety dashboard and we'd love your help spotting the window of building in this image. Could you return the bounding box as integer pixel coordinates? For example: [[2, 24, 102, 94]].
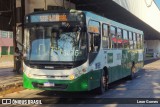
[[1, 31, 8, 38], [9, 32, 13, 38]]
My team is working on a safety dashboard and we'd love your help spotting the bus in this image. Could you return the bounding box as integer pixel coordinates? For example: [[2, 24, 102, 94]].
[[23, 9, 144, 94]]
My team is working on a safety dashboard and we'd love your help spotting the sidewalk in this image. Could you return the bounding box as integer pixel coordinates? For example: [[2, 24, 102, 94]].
[[0, 55, 14, 68], [0, 55, 23, 95], [0, 68, 23, 96]]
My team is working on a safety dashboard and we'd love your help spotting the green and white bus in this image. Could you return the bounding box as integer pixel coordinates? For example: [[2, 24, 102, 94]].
[[23, 9, 144, 94]]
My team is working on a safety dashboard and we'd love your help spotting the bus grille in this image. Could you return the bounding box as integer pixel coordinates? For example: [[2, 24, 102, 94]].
[[33, 74, 68, 78]]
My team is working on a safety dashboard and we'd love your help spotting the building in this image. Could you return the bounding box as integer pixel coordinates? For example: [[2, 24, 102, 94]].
[[0, 0, 12, 31], [0, 0, 13, 56], [0, 30, 13, 56]]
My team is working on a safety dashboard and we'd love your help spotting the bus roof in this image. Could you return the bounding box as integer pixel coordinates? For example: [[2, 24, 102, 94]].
[[25, 9, 143, 35]]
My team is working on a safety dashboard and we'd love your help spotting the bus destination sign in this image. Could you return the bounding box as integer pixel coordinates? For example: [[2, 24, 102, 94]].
[[30, 14, 74, 23]]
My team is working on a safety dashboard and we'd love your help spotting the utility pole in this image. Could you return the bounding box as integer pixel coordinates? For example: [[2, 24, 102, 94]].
[[63, 0, 65, 9], [20, 0, 25, 73], [44, 0, 47, 10], [21, 0, 25, 50], [12, 0, 16, 71]]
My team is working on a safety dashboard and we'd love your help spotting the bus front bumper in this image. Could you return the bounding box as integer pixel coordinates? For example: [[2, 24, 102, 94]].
[[23, 73, 90, 92]]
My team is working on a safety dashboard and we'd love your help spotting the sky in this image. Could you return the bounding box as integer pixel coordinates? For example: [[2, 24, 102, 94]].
[[154, 0, 160, 9]]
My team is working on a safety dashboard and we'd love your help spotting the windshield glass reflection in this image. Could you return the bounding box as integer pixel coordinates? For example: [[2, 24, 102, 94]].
[[24, 25, 87, 62]]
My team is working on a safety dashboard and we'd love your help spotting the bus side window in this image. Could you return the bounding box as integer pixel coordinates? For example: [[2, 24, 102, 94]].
[[102, 24, 109, 49], [133, 33, 137, 49], [89, 33, 100, 52], [140, 34, 143, 49], [129, 31, 133, 49], [110, 26, 117, 48], [117, 28, 123, 48], [88, 20, 101, 52], [123, 30, 129, 49], [89, 33, 93, 52], [136, 34, 140, 49]]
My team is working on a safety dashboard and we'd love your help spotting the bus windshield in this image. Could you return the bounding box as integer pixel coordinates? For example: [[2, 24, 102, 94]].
[[24, 24, 87, 63]]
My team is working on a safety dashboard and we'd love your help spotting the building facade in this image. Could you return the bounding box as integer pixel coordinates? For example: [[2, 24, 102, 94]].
[[0, 30, 13, 56]]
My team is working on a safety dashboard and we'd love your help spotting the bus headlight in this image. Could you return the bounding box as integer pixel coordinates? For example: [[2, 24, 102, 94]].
[[69, 74, 75, 80]]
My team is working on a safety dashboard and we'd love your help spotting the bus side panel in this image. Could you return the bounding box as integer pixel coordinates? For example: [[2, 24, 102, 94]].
[[122, 50, 132, 76], [108, 65, 123, 83], [108, 49, 139, 83], [87, 69, 102, 90]]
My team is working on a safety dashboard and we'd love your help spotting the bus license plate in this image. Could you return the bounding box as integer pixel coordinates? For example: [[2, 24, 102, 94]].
[[44, 82, 55, 87]]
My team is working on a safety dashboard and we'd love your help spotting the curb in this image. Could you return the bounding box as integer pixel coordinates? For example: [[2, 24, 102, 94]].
[[0, 81, 23, 96], [0, 66, 14, 69]]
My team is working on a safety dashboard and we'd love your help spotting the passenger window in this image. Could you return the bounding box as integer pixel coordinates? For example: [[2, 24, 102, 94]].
[[140, 34, 143, 49], [133, 33, 137, 49], [110, 26, 117, 48], [88, 20, 100, 52], [123, 30, 129, 49], [117, 28, 123, 48], [137, 34, 140, 49], [129, 32, 134, 49], [102, 24, 109, 48]]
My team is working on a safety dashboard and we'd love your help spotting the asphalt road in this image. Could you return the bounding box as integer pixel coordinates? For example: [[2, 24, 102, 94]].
[[1, 59, 160, 107]]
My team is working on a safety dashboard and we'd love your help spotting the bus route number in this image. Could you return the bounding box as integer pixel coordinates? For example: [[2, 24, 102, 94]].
[[64, 50, 81, 56]]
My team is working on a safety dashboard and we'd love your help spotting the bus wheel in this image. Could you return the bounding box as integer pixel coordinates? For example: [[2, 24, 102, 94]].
[[130, 64, 136, 80], [96, 71, 108, 94]]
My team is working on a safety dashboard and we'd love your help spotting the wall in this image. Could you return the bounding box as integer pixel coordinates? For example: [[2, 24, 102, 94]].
[[0, 16, 12, 31], [16, 0, 75, 15], [113, 0, 160, 33], [25, 0, 75, 14], [0, 47, 1, 57], [112, 0, 160, 57], [16, 0, 21, 7], [145, 40, 160, 57]]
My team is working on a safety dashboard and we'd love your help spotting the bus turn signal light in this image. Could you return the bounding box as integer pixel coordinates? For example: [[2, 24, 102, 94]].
[[69, 74, 75, 80]]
